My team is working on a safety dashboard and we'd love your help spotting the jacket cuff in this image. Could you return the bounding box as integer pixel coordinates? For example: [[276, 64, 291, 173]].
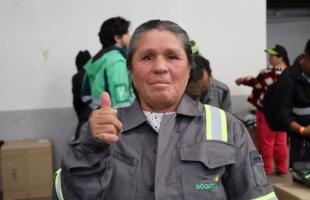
[[80, 122, 110, 153]]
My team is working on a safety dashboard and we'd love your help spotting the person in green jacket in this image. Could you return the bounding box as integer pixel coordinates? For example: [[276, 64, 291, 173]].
[[82, 16, 135, 109]]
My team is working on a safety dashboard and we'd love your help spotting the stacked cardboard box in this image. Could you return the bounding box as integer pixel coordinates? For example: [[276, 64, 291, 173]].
[[1, 139, 53, 200]]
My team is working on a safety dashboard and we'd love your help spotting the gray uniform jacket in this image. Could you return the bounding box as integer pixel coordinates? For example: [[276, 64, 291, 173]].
[[59, 95, 276, 200], [200, 78, 232, 113]]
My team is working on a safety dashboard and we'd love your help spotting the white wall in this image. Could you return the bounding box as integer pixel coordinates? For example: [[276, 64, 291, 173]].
[[0, 0, 266, 111], [178, 0, 266, 96], [267, 18, 310, 63]]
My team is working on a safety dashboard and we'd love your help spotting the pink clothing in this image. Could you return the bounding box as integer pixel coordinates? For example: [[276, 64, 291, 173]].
[[256, 109, 288, 175]]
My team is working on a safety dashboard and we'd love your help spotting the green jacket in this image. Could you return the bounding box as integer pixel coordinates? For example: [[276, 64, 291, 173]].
[[81, 47, 134, 109]]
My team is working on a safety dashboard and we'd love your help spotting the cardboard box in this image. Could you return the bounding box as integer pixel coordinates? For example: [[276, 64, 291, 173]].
[[1, 139, 53, 200], [274, 182, 310, 200]]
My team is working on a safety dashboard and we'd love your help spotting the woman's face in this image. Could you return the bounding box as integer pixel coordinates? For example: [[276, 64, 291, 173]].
[[131, 29, 190, 112], [269, 55, 282, 66]]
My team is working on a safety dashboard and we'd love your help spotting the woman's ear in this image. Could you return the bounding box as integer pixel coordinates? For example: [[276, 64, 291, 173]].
[[114, 35, 121, 44], [300, 54, 305, 65]]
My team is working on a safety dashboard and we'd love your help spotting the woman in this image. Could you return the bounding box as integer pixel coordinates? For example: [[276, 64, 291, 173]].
[[56, 20, 277, 200], [236, 44, 290, 176]]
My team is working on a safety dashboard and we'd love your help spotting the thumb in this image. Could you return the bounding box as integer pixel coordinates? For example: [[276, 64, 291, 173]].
[[101, 92, 111, 108]]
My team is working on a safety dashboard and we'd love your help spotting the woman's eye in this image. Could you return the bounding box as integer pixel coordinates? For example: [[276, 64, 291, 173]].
[[142, 55, 152, 61], [167, 55, 178, 60]]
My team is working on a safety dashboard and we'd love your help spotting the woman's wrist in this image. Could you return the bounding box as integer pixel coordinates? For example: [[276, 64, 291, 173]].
[[299, 126, 305, 135]]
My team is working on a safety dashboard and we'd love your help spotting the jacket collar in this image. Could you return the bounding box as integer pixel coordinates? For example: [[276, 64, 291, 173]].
[[119, 94, 203, 132], [118, 99, 146, 132], [176, 94, 203, 117]]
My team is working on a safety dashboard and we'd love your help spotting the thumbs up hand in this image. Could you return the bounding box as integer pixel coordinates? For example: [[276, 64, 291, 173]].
[[89, 92, 123, 144]]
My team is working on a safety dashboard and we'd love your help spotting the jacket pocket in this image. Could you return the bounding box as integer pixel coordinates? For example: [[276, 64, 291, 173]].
[[250, 151, 269, 186], [179, 141, 236, 200], [105, 151, 138, 200]]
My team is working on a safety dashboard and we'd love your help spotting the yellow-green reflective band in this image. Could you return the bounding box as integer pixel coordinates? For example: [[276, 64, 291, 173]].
[[220, 109, 228, 142], [54, 168, 64, 200], [204, 105, 228, 142], [266, 48, 278, 56], [205, 105, 212, 140], [253, 192, 278, 200]]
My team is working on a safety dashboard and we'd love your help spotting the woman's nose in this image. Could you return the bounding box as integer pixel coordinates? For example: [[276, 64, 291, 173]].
[[153, 57, 168, 73]]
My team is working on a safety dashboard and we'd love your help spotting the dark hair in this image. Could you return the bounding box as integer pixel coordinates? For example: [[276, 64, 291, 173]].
[[98, 16, 130, 48], [305, 39, 310, 56], [127, 19, 192, 71], [75, 50, 91, 71], [193, 55, 212, 78], [186, 62, 203, 99], [187, 55, 214, 99], [273, 44, 290, 67], [276, 53, 290, 68]]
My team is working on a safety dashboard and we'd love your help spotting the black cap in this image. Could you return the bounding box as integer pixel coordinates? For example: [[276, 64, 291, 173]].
[[265, 44, 288, 58]]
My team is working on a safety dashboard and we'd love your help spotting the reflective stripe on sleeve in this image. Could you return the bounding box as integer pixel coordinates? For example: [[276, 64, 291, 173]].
[[54, 168, 64, 200], [292, 107, 310, 115], [220, 109, 228, 142], [204, 105, 228, 142], [81, 95, 92, 103], [252, 192, 278, 200]]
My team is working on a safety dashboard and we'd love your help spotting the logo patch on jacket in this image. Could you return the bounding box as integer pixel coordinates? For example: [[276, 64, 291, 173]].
[[195, 175, 220, 191], [114, 84, 129, 102]]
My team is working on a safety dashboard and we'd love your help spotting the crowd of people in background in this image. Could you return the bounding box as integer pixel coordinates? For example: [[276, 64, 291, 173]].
[[236, 44, 290, 176], [235, 40, 310, 177], [66, 15, 310, 199]]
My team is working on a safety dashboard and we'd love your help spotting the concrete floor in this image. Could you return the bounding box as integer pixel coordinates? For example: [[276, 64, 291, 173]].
[[269, 172, 292, 185]]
